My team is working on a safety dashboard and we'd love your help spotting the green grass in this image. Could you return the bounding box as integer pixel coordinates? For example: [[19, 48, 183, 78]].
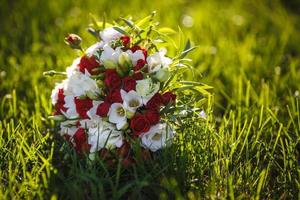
[[1, 0, 300, 199]]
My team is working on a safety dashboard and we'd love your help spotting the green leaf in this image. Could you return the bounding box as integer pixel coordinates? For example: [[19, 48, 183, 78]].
[[158, 27, 177, 35], [120, 17, 134, 28], [112, 27, 129, 35]]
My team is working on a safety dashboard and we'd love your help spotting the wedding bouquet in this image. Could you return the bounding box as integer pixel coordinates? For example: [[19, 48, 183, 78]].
[[47, 12, 209, 165]]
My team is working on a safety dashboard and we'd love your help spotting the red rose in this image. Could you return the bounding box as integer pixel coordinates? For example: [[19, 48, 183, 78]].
[[54, 89, 67, 114], [106, 90, 123, 103], [130, 46, 147, 58], [146, 93, 163, 110], [132, 72, 144, 80], [130, 113, 150, 136], [74, 97, 93, 119], [96, 102, 111, 117], [78, 55, 100, 75], [123, 77, 136, 92], [104, 69, 122, 90], [73, 128, 90, 153], [133, 59, 146, 71], [145, 110, 160, 125], [120, 36, 130, 46], [162, 92, 176, 105]]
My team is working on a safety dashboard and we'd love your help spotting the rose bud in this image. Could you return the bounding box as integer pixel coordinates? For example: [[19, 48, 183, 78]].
[[64, 33, 82, 49], [155, 68, 170, 82], [120, 36, 131, 47]]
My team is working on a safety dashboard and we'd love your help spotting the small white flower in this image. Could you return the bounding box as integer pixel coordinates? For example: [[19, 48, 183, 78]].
[[51, 82, 64, 105], [126, 49, 145, 66], [87, 100, 103, 119], [100, 27, 123, 43], [100, 44, 122, 69], [108, 103, 128, 130], [66, 57, 81, 77], [62, 95, 78, 119], [140, 123, 175, 152], [136, 78, 160, 104], [63, 71, 100, 98], [87, 119, 123, 152], [147, 49, 172, 73], [199, 110, 207, 119], [85, 42, 104, 56], [121, 89, 142, 114]]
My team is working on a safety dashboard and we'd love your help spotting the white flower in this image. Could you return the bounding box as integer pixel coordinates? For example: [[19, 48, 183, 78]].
[[108, 103, 128, 130], [62, 95, 78, 119], [140, 123, 175, 152], [51, 82, 64, 105], [63, 71, 100, 98], [66, 57, 81, 77], [120, 90, 142, 115], [147, 49, 172, 73], [87, 119, 123, 152], [60, 120, 79, 137], [85, 42, 104, 56], [136, 78, 160, 104], [100, 27, 123, 43], [100, 44, 122, 69], [86, 100, 103, 120], [126, 49, 145, 66]]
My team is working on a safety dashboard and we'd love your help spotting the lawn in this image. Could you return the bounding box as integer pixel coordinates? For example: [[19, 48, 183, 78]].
[[0, 0, 300, 199]]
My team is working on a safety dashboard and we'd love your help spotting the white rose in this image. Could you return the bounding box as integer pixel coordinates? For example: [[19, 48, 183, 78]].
[[140, 123, 175, 152], [63, 71, 100, 98], [60, 120, 79, 137], [136, 78, 160, 104], [87, 120, 123, 153]]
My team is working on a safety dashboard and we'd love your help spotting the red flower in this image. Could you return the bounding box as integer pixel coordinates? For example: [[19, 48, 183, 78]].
[[130, 113, 150, 136], [145, 110, 160, 125], [54, 89, 67, 114], [120, 36, 130, 46], [146, 93, 163, 110], [106, 90, 123, 103], [162, 92, 176, 105], [132, 72, 144, 80], [130, 46, 147, 58], [96, 102, 111, 117], [104, 69, 122, 90], [133, 59, 146, 71], [116, 142, 130, 158], [78, 55, 100, 75], [123, 77, 136, 92], [73, 128, 90, 153], [74, 97, 93, 119]]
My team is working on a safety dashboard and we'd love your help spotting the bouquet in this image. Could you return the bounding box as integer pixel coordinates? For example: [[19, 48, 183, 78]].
[[47, 12, 209, 165]]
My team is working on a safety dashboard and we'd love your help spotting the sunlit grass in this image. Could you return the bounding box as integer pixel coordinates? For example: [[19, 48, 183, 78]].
[[0, 0, 299, 199]]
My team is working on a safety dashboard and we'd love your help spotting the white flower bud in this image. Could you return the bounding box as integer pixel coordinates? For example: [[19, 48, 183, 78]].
[[155, 68, 170, 82]]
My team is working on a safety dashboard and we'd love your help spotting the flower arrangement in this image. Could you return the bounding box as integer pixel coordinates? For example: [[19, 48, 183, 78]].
[[46, 12, 210, 165]]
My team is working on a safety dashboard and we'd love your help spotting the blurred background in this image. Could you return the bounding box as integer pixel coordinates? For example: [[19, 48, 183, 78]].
[[0, 0, 299, 118]]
